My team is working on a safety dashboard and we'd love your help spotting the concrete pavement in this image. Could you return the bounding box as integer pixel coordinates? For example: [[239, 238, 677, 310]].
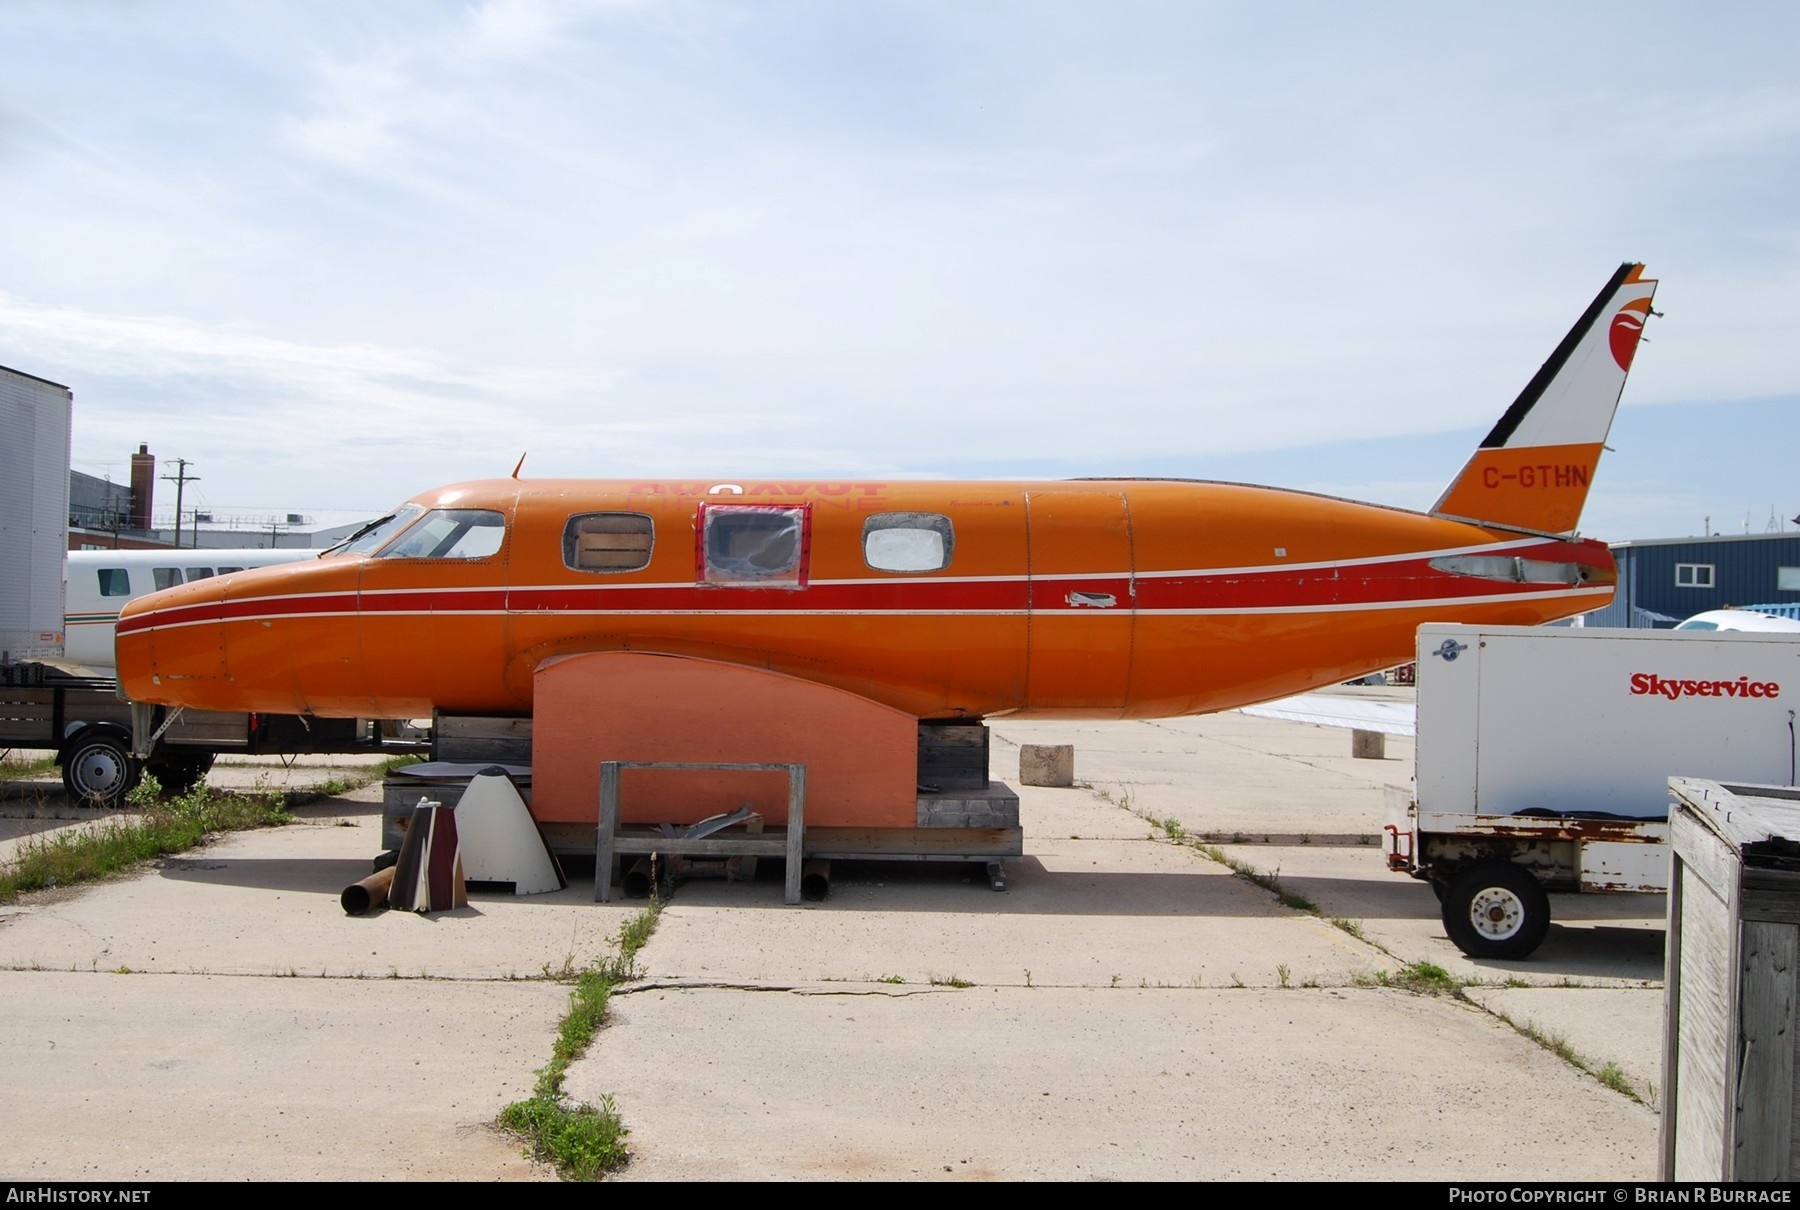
[[0, 701, 1665, 1181]]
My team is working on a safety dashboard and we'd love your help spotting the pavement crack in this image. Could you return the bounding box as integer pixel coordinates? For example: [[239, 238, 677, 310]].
[[613, 978, 952, 998]]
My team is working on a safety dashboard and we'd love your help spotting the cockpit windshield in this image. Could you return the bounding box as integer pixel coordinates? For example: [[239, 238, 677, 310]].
[[375, 508, 507, 560], [322, 504, 426, 556]]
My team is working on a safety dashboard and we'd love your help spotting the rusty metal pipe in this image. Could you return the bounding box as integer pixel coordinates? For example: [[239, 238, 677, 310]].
[[341, 865, 395, 916], [623, 856, 654, 899], [801, 858, 831, 902]]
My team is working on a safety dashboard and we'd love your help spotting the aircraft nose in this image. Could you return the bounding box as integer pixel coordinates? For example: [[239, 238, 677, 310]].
[[115, 579, 230, 706]]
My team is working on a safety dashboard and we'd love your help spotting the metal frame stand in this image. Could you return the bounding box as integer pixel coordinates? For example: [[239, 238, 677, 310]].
[[595, 761, 806, 904]]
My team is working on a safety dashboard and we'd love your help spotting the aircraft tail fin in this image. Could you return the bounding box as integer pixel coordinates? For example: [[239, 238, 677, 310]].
[[1432, 262, 1658, 535]]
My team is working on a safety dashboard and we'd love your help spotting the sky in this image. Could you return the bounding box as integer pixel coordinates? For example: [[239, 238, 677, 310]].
[[2, 1, 1795, 543]]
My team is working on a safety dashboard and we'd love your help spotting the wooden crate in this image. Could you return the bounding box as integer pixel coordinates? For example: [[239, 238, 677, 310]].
[[1661, 778, 1800, 1181]]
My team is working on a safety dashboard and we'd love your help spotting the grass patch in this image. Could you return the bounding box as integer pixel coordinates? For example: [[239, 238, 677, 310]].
[[0, 753, 58, 780], [929, 974, 973, 988], [1354, 961, 1465, 997], [500, 901, 662, 1180], [0, 775, 297, 903], [1392, 960, 1461, 996], [0, 757, 409, 905], [1596, 1062, 1641, 1100]]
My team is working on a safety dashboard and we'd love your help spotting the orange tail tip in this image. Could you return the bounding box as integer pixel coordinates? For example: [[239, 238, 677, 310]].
[[1433, 262, 1658, 535]]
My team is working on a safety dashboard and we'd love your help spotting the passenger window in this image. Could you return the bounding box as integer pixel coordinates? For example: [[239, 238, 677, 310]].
[[564, 513, 653, 573], [97, 568, 131, 597], [153, 567, 183, 590], [217, 566, 243, 575], [377, 509, 507, 560], [186, 567, 215, 581], [863, 512, 954, 572], [700, 504, 808, 587]]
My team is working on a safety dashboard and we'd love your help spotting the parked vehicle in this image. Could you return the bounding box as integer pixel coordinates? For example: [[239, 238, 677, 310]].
[[1384, 623, 1799, 959]]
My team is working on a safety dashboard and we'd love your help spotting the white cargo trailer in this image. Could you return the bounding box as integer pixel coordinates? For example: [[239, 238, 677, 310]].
[[0, 365, 72, 663], [1384, 623, 1799, 959]]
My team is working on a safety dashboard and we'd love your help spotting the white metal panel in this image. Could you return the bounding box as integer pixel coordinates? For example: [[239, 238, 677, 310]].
[[1414, 623, 1484, 816], [1577, 839, 1670, 891], [0, 367, 72, 661], [1416, 624, 1800, 821]]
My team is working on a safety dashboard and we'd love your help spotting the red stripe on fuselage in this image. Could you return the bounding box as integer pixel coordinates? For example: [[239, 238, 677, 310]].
[[116, 544, 1603, 636]]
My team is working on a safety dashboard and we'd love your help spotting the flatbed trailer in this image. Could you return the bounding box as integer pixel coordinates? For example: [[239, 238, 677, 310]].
[[1, 662, 417, 806]]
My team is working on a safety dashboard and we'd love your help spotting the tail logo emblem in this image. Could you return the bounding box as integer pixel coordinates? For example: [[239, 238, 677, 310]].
[[1609, 299, 1652, 372]]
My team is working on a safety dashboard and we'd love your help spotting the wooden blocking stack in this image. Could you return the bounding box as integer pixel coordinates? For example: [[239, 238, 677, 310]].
[[1351, 729, 1386, 760], [435, 714, 533, 764], [1019, 744, 1074, 787], [917, 723, 989, 791]]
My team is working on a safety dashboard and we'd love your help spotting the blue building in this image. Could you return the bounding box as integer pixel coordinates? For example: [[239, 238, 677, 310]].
[[1584, 532, 1800, 628]]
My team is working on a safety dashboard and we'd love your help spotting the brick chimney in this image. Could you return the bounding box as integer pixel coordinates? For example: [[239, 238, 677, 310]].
[[129, 444, 154, 530]]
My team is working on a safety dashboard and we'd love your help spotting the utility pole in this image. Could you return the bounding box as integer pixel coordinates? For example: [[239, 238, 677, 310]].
[[161, 459, 200, 549]]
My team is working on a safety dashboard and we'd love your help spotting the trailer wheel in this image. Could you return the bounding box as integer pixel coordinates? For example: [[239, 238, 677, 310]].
[[63, 733, 141, 809], [1441, 862, 1551, 960]]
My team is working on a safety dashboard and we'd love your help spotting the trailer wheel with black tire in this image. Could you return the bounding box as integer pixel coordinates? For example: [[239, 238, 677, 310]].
[[62, 731, 142, 809], [1440, 861, 1551, 960]]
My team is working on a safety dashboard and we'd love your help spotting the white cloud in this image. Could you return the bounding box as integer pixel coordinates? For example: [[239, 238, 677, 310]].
[[0, 2, 1793, 534]]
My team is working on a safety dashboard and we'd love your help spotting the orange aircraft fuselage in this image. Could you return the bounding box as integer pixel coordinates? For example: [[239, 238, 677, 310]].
[[114, 476, 1614, 722]]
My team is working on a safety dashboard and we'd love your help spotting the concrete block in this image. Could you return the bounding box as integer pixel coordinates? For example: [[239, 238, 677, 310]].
[[1351, 729, 1386, 760], [1019, 744, 1075, 787]]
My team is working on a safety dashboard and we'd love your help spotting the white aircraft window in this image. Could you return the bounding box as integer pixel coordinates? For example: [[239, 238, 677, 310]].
[[186, 568, 215, 581], [702, 505, 807, 586], [377, 508, 507, 560], [564, 513, 653, 573], [863, 512, 954, 573], [217, 566, 243, 575], [153, 567, 184, 590], [97, 568, 131, 597]]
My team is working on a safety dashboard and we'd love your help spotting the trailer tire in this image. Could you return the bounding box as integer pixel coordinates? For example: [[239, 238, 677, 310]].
[[1441, 862, 1551, 960], [62, 733, 141, 809]]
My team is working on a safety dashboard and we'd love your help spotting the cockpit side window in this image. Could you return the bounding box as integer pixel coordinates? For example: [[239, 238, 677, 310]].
[[97, 568, 131, 597], [564, 513, 653, 573], [376, 508, 507, 560], [699, 504, 809, 587]]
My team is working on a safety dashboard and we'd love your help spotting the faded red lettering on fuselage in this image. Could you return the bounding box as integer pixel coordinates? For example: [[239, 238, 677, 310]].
[[627, 481, 887, 500]]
